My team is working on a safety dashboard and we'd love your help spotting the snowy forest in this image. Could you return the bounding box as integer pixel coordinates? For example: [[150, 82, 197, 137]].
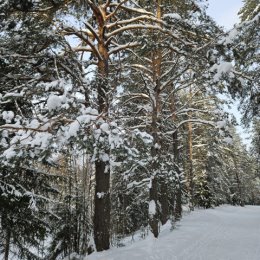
[[0, 0, 259, 259]]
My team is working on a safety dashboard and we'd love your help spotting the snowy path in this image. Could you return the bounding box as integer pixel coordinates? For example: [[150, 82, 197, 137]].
[[87, 206, 260, 260]]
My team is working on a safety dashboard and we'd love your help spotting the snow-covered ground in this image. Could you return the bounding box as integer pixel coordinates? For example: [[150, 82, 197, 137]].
[[87, 205, 260, 260]]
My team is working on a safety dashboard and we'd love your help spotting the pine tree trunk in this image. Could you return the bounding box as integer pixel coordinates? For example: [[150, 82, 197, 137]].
[[4, 228, 11, 260], [94, 161, 110, 251], [174, 185, 182, 221], [160, 180, 169, 225], [93, 13, 111, 251], [149, 176, 159, 238], [171, 90, 182, 221], [188, 119, 194, 210], [233, 155, 244, 207], [149, 0, 167, 235], [173, 130, 182, 221], [188, 86, 194, 210], [149, 109, 160, 237]]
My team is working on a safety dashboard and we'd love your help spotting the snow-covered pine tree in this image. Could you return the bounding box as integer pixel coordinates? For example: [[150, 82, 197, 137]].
[[0, 2, 91, 258], [112, 0, 225, 237], [216, 0, 260, 122]]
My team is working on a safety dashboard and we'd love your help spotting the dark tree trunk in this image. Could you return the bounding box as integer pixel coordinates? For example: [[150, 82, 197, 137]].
[[94, 161, 110, 251], [4, 228, 11, 260], [173, 130, 182, 221], [174, 183, 182, 221], [149, 99, 160, 237], [160, 179, 169, 225], [188, 120, 194, 210], [93, 84, 111, 251], [93, 6, 111, 251], [93, 70, 111, 251], [233, 155, 245, 207], [148, 0, 164, 236], [149, 176, 159, 238], [170, 85, 183, 221]]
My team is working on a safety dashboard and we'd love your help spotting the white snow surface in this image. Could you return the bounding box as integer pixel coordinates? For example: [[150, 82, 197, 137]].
[[210, 62, 233, 82], [2, 110, 14, 123], [87, 205, 260, 260], [47, 94, 62, 111], [163, 13, 182, 20], [149, 200, 156, 216]]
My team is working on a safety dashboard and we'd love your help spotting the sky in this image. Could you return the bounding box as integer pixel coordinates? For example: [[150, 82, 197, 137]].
[[206, 0, 252, 147], [207, 0, 243, 29]]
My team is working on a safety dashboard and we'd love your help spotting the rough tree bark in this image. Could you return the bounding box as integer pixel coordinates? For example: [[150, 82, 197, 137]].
[[171, 92, 182, 221], [93, 4, 111, 251], [4, 228, 11, 260], [188, 86, 194, 210], [149, 0, 163, 237]]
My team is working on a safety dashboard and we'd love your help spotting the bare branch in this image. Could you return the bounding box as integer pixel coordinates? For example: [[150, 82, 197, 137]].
[[83, 22, 101, 43], [63, 27, 103, 61], [107, 15, 165, 29], [110, 3, 154, 16], [108, 42, 140, 55]]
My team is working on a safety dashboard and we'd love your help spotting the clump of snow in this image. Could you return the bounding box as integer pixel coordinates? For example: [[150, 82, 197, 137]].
[[100, 122, 109, 133], [100, 153, 109, 162], [47, 94, 62, 111], [216, 120, 226, 129], [28, 119, 40, 128], [154, 143, 161, 149], [149, 200, 156, 216], [68, 121, 80, 137], [219, 28, 239, 45], [109, 130, 122, 149], [28, 196, 38, 212], [97, 192, 105, 199], [83, 107, 98, 115], [210, 62, 233, 82], [30, 132, 52, 149], [225, 28, 239, 44], [2, 111, 14, 123], [47, 153, 60, 165], [223, 137, 233, 145], [2, 147, 16, 160], [213, 109, 224, 116], [77, 115, 91, 124], [163, 13, 182, 20], [134, 130, 153, 144]]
